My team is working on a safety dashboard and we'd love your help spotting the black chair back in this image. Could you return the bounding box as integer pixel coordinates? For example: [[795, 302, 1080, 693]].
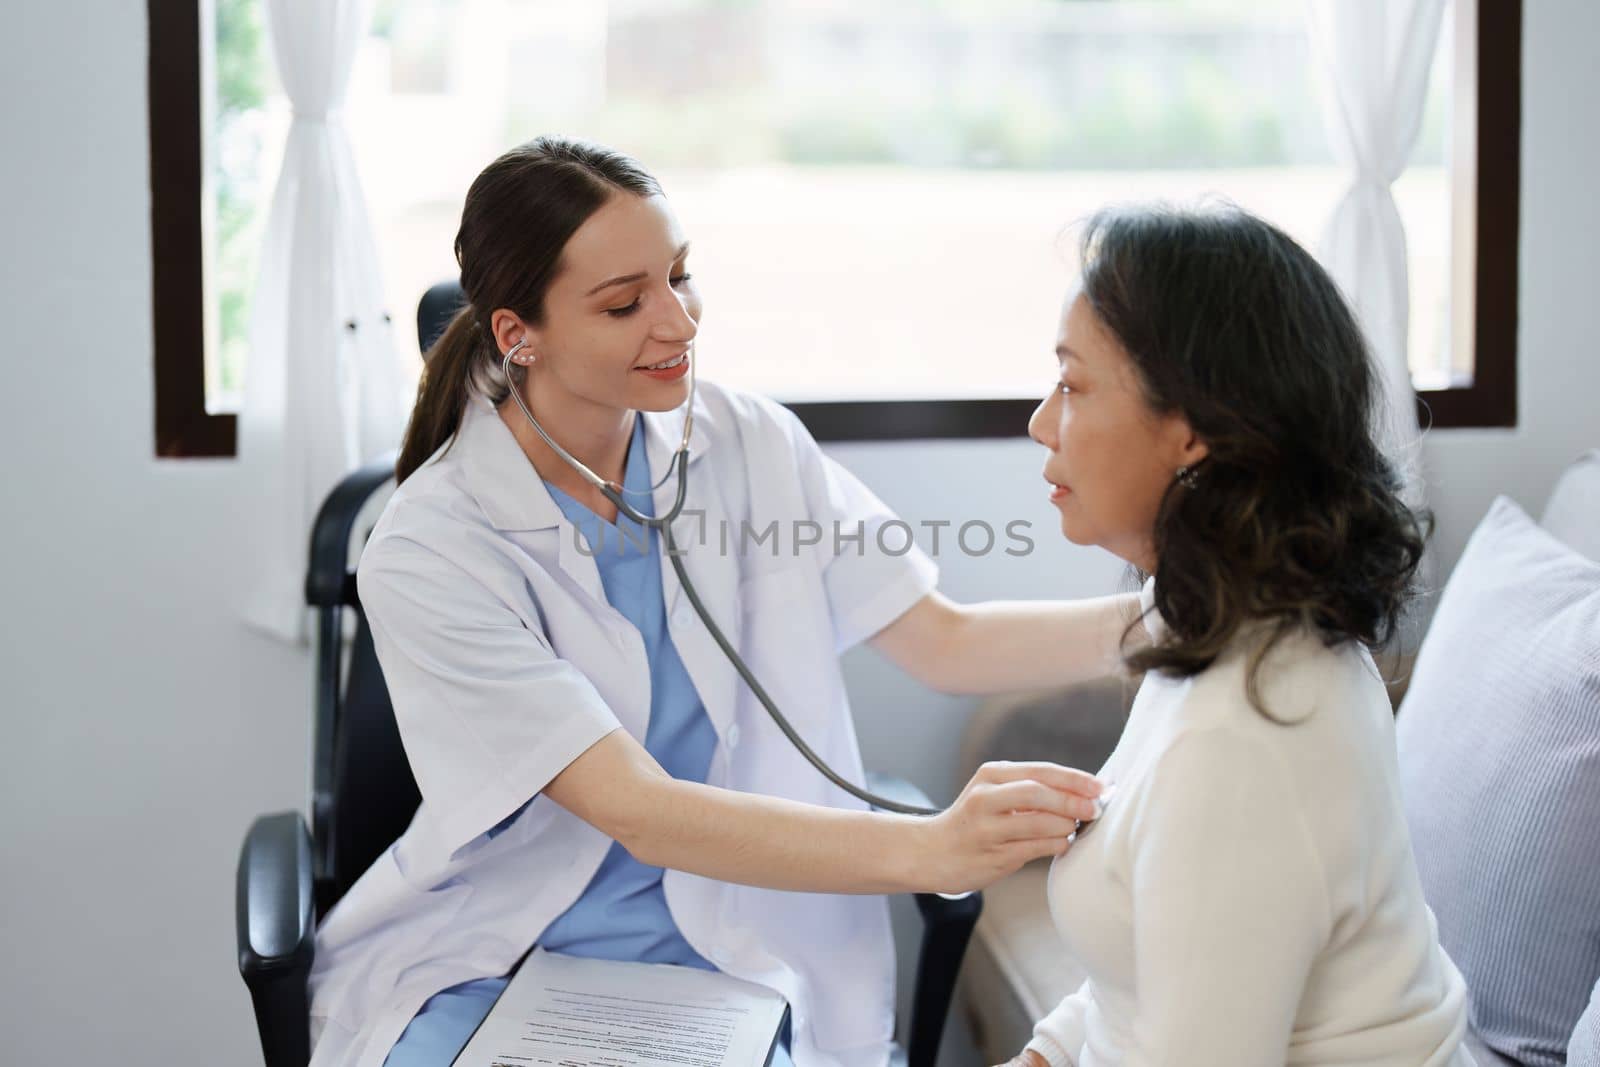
[[303, 285, 464, 916], [417, 280, 467, 355], [304, 470, 416, 917]]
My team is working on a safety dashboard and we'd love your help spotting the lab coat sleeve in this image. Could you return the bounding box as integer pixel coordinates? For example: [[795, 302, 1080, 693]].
[[1120, 727, 1331, 1067], [1026, 980, 1091, 1066], [356, 534, 622, 857], [768, 402, 939, 653]]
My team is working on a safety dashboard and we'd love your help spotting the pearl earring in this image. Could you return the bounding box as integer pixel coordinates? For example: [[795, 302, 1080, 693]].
[[1175, 465, 1201, 490], [506, 337, 536, 366]]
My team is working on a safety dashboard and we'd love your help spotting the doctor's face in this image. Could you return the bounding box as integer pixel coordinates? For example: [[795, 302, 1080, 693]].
[[522, 192, 702, 414], [1028, 291, 1205, 572]]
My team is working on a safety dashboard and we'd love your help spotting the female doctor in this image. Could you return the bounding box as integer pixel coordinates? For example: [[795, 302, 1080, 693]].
[[307, 137, 1140, 1067]]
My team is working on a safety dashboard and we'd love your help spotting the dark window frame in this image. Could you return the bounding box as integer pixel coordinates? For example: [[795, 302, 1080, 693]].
[[149, 0, 1517, 455], [150, 0, 235, 458], [1417, 0, 1519, 431]]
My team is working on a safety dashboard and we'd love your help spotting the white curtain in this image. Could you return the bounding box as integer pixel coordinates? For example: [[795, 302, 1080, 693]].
[[1305, 0, 1448, 500], [239, 0, 404, 643]]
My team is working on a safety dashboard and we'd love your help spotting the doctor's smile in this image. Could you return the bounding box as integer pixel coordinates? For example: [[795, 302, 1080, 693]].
[[634, 349, 691, 380]]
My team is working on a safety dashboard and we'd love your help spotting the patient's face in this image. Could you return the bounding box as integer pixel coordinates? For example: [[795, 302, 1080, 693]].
[[1028, 292, 1202, 570], [522, 192, 702, 414]]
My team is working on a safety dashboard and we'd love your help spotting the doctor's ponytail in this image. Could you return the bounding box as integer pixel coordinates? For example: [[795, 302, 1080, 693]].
[[397, 304, 484, 483], [395, 137, 663, 485]]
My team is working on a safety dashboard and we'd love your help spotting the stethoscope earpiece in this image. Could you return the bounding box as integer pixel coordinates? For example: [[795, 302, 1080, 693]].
[[506, 337, 535, 366]]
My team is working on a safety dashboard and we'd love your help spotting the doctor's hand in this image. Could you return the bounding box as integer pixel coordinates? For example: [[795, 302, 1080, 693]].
[[918, 761, 1102, 895]]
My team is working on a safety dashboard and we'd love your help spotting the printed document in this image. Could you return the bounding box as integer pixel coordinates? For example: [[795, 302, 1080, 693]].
[[452, 948, 790, 1067]]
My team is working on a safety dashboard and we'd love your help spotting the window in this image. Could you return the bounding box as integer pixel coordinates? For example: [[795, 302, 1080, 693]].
[[148, 0, 283, 456], [151, 0, 1519, 455]]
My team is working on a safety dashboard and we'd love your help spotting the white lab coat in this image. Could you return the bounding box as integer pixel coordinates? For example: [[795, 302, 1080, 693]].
[[306, 379, 939, 1067]]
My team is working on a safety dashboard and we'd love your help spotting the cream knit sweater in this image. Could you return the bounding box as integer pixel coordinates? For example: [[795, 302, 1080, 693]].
[[1025, 581, 1473, 1067]]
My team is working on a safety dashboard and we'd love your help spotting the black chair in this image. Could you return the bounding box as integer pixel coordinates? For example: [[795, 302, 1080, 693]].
[[235, 283, 983, 1067]]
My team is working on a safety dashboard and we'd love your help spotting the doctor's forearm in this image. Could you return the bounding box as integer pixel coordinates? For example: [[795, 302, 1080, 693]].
[[624, 777, 929, 894], [877, 591, 1145, 695], [954, 592, 1146, 692], [546, 729, 925, 893], [546, 730, 1087, 896]]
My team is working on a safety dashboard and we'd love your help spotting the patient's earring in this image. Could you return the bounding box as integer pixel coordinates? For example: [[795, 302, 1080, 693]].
[[505, 337, 537, 366], [1175, 465, 1201, 490]]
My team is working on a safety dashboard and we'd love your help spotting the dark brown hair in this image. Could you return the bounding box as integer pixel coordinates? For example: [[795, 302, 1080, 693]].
[[1080, 202, 1430, 716], [394, 137, 663, 484]]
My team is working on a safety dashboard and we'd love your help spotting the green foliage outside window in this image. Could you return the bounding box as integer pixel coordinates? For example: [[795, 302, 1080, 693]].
[[213, 0, 270, 399]]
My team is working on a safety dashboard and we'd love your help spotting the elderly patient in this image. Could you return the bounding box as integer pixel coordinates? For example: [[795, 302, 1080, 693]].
[[1003, 203, 1474, 1067]]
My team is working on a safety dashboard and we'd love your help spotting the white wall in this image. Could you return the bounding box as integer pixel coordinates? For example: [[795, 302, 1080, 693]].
[[1, 2, 1594, 1065], [1, 3, 312, 1060]]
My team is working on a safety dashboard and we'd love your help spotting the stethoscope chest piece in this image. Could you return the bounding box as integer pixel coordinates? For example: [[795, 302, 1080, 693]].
[[1070, 782, 1118, 842]]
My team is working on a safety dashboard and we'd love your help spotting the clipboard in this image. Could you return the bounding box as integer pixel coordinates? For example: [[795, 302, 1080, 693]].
[[451, 949, 790, 1067]]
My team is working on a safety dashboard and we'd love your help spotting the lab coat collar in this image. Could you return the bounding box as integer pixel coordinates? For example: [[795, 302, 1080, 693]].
[[458, 390, 713, 534]]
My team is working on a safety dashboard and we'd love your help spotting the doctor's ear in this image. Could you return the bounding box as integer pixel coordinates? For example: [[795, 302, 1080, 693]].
[[490, 309, 540, 365]]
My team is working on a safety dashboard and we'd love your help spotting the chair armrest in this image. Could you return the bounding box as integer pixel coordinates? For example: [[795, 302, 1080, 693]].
[[866, 774, 984, 1067], [237, 811, 315, 1067]]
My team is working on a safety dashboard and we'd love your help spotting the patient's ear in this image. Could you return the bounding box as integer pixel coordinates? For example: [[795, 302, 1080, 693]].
[[1163, 413, 1209, 469]]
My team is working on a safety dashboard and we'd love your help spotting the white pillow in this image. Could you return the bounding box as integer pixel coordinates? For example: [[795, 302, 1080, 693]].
[[1396, 496, 1600, 1066], [1541, 449, 1600, 562]]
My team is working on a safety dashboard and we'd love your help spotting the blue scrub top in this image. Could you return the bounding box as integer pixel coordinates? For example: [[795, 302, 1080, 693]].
[[383, 415, 792, 1067], [538, 415, 720, 969]]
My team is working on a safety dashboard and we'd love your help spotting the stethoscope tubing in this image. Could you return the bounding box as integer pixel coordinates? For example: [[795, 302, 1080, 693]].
[[658, 520, 937, 816], [501, 345, 939, 816]]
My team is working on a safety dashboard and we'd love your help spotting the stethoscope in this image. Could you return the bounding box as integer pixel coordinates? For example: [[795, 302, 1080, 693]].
[[503, 339, 940, 816]]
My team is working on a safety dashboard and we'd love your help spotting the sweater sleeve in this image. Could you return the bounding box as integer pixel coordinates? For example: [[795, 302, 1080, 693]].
[[1122, 727, 1332, 1066], [1025, 980, 1091, 1066]]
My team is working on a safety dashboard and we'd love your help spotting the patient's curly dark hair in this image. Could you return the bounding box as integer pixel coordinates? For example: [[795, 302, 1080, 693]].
[[1081, 203, 1431, 717]]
